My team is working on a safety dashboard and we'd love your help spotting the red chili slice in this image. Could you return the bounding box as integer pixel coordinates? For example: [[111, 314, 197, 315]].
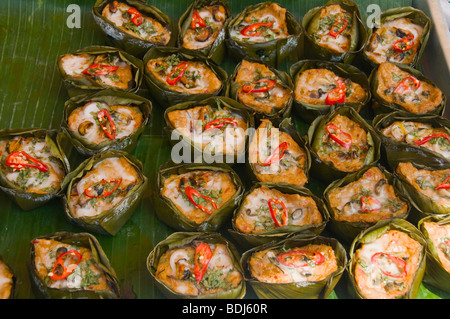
[[203, 118, 238, 130], [242, 79, 276, 94], [414, 133, 450, 146], [261, 142, 289, 166], [329, 19, 348, 37], [191, 10, 206, 29], [268, 198, 288, 227], [436, 176, 450, 190], [393, 34, 415, 52], [194, 242, 213, 284], [184, 185, 218, 215], [166, 61, 189, 86], [277, 249, 325, 268], [82, 64, 119, 76], [371, 252, 407, 278], [97, 109, 116, 140], [240, 22, 274, 37], [48, 250, 82, 281], [128, 7, 143, 26], [325, 80, 347, 105], [326, 123, 352, 149], [84, 178, 122, 198], [394, 76, 421, 95], [5, 151, 49, 172], [360, 195, 382, 213]]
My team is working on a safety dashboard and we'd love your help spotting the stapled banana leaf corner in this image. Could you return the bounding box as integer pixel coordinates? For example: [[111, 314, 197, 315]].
[[61, 150, 148, 236], [27, 231, 120, 299], [302, 0, 367, 64], [240, 233, 347, 299], [290, 59, 371, 124], [0, 128, 70, 211], [92, 0, 174, 58], [60, 89, 152, 157], [146, 231, 246, 299]]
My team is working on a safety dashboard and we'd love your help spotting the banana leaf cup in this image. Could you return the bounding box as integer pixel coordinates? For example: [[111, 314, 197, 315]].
[[307, 106, 381, 183], [323, 164, 410, 244], [225, 2, 302, 68], [302, 0, 367, 64], [0, 128, 70, 211], [60, 89, 152, 157], [0, 254, 16, 299], [394, 162, 450, 224], [240, 233, 347, 299], [92, 0, 173, 58], [228, 182, 330, 250], [362, 7, 431, 69], [226, 58, 294, 125], [290, 59, 371, 124], [153, 161, 244, 232], [27, 231, 120, 299], [61, 150, 148, 236], [146, 231, 246, 299], [143, 46, 228, 108], [57, 45, 144, 98], [369, 62, 446, 116], [373, 111, 450, 170], [164, 96, 254, 165], [246, 117, 312, 188], [418, 214, 450, 294], [177, 0, 232, 64], [347, 219, 427, 299]]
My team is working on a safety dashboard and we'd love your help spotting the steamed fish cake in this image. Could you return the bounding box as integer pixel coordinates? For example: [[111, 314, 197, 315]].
[[234, 60, 292, 115], [0, 136, 65, 194], [146, 54, 221, 94], [353, 230, 422, 299], [230, 2, 290, 43], [422, 221, 450, 273], [182, 4, 228, 50], [396, 162, 450, 208], [68, 101, 144, 145], [0, 259, 13, 299], [167, 104, 247, 155], [327, 167, 408, 223], [161, 170, 237, 224], [374, 62, 443, 114], [315, 114, 370, 173], [249, 119, 308, 186], [155, 241, 242, 296], [69, 156, 142, 218], [234, 185, 323, 234], [102, 1, 170, 45], [60, 53, 134, 90], [365, 18, 423, 65], [249, 244, 338, 283], [381, 120, 450, 160], [32, 238, 113, 292], [294, 68, 366, 106], [307, 4, 354, 54]]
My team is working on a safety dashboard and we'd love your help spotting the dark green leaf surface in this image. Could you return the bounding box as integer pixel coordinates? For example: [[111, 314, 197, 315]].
[[0, 0, 448, 299]]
